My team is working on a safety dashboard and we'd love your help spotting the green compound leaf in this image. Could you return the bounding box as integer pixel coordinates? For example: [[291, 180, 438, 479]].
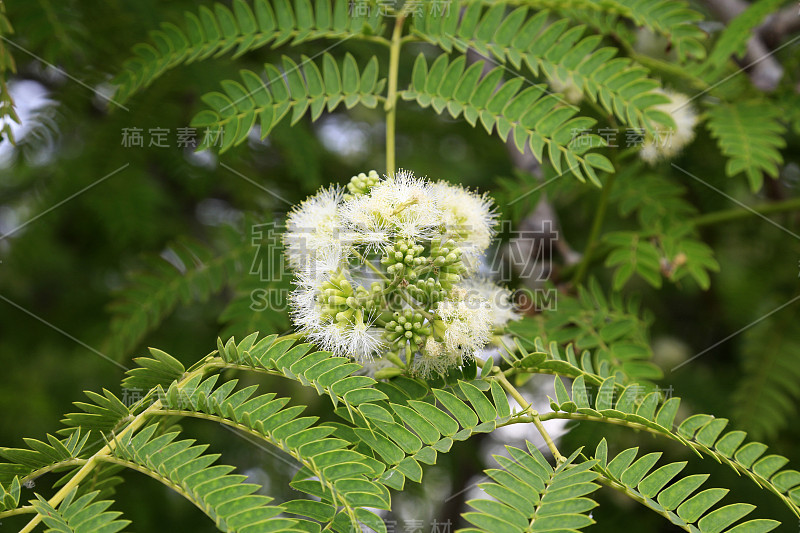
[[192, 53, 385, 152], [706, 100, 786, 192], [401, 52, 612, 186], [114, 0, 384, 103], [593, 441, 779, 532]]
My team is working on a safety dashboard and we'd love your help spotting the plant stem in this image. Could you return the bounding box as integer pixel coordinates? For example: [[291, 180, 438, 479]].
[[531, 412, 565, 462], [385, 13, 406, 175], [592, 471, 694, 532], [476, 359, 565, 462], [573, 173, 616, 286], [610, 33, 708, 92], [693, 196, 800, 227], [494, 372, 565, 462], [629, 52, 710, 91], [0, 505, 35, 520]]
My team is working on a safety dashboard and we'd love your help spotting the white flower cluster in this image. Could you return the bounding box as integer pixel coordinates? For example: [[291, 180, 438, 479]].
[[639, 89, 698, 164], [285, 169, 519, 377]]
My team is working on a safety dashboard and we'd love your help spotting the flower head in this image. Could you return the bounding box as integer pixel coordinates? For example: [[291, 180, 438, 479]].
[[434, 289, 492, 360], [639, 89, 698, 164], [285, 169, 516, 377], [341, 169, 441, 242]]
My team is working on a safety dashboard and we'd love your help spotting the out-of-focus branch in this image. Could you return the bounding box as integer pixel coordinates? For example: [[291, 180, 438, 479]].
[[704, 0, 784, 91], [760, 5, 800, 48]]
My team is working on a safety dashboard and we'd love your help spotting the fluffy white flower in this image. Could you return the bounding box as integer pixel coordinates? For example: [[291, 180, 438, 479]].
[[341, 170, 441, 242], [431, 181, 497, 260], [301, 313, 385, 362], [307, 320, 346, 355], [290, 260, 384, 361], [412, 337, 454, 377], [435, 292, 492, 359], [286, 169, 509, 377], [352, 223, 392, 257], [293, 247, 347, 291], [342, 315, 385, 362], [458, 278, 521, 327], [639, 89, 698, 164], [284, 185, 346, 269], [288, 285, 325, 331]]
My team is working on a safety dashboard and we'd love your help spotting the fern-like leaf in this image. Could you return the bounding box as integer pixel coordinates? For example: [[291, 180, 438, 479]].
[[122, 346, 186, 391], [191, 53, 386, 152], [593, 439, 779, 532], [60, 390, 133, 436], [463, 444, 599, 533], [152, 374, 391, 532], [558, 0, 707, 61], [147, 334, 395, 531], [402, 53, 612, 185], [604, 225, 719, 290], [0, 429, 91, 486], [705, 0, 786, 68], [0, 476, 21, 513], [106, 425, 297, 532], [0, 1, 18, 145], [545, 375, 800, 516], [413, 4, 672, 132], [30, 488, 130, 533], [706, 100, 786, 192], [604, 172, 719, 289], [507, 279, 660, 381], [212, 333, 515, 493], [733, 313, 800, 441], [612, 172, 697, 229], [106, 233, 250, 360], [114, 0, 383, 103], [338, 377, 512, 491]]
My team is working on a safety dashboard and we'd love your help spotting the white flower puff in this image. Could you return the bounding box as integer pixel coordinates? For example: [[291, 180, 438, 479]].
[[284, 169, 516, 377], [639, 89, 698, 164]]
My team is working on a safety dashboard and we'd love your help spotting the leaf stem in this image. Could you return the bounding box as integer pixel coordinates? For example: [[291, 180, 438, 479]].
[[628, 51, 710, 92], [693, 196, 800, 227], [573, 173, 616, 285], [591, 469, 695, 532], [0, 505, 35, 520], [493, 372, 565, 463], [385, 13, 406, 175]]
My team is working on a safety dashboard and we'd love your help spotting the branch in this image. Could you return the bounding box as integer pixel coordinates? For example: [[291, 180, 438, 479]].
[[759, 5, 800, 48], [693, 196, 800, 227], [704, 0, 784, 91]]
